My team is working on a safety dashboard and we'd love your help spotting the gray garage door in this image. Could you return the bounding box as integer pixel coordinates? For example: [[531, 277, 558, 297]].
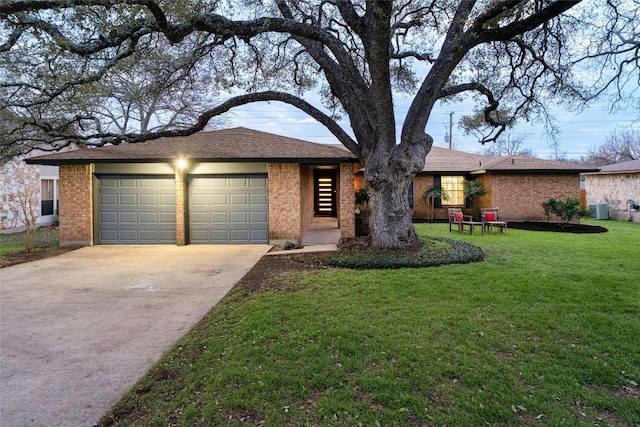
[[189, 176, 268, 244], [98, 176, 176, 244]]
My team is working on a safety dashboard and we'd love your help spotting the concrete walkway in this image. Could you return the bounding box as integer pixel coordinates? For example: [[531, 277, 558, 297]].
[[0, 245, 269, 426]]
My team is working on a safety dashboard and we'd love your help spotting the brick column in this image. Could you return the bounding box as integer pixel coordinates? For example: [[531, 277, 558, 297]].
[[268, 163, 302, 243], [175, 168, 188, 246], [339, 162, 355, 238], [59, 164, 93, 246]]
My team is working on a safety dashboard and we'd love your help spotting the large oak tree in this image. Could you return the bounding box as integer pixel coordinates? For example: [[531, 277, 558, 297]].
[[1, 0, 637, 249]]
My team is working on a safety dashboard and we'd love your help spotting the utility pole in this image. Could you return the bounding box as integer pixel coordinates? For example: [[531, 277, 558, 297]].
[[448, 112, 454, 149]]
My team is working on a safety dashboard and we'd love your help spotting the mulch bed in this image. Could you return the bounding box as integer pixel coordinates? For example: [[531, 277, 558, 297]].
[[508, 222, 608, 234]]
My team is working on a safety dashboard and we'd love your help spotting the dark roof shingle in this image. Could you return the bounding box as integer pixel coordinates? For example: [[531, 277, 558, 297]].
[[27, 127, 357, 165]]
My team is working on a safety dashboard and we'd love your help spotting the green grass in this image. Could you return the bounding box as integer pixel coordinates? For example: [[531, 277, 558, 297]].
[[100, 220, 640, 426], [0, 227, 60, 255]]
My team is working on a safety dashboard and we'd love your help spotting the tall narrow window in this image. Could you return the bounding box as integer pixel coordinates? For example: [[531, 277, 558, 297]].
[[41, 179, 55, 215], [441, 176, 465, 205]]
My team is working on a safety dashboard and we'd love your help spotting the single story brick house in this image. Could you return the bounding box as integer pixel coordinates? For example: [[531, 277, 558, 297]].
[[28, 127, 598, 246], [354, 146, 598, 221], [27, 127, 358, 246], [582, 159, 640, 222]]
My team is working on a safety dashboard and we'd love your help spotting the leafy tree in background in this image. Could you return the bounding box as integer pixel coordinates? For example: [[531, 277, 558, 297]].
[[583, 130, 640, 166], [1, 1, 638, 249]]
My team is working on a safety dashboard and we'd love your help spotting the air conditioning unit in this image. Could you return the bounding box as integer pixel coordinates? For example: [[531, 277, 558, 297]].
[[589, 203, 609, 220]]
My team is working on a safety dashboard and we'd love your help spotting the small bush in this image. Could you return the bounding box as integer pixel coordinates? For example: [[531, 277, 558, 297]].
[[542, 197, 592, 228], [324, 237, 484, 269]]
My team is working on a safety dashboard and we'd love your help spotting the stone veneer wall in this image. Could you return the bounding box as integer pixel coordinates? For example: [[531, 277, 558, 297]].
[[58, 164, 93, 246], [584, 172, 640, 222], [339, 162, 355, 238], [268, 163, 302, 243], [1, 157, 40, 230]]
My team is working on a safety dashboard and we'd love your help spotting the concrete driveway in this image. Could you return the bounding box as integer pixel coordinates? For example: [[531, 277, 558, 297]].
[[0, 245, 269, 426]]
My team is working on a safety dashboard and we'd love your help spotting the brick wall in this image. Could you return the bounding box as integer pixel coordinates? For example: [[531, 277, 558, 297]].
[[175, 169, 187, 245], [268, 163, 302, 243], [59, 164, 93, 246], [300, 166, 314, 237], [339, 163, 355, 238], [489, 173, 581, 221], [412, 175, 435, 219]]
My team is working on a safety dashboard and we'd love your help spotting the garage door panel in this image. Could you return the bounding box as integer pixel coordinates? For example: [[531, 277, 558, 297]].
[[230, 194, 249, 205], [250, 211, 268, 223], [250, 193, 268, 205], [98, 177, 176, 244], [210, 212, 228, 223], [210, 194, 228, 205], [119, 212, 138, 223], [119, 194, 138, 205], [230, 211, 248, 223], [189, 176, 268, 244], [100, 194, 118, 205], [139, 194, 158, 205]]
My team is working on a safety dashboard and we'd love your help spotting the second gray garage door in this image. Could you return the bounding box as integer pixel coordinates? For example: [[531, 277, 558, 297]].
[[189, 176, 268, 244]]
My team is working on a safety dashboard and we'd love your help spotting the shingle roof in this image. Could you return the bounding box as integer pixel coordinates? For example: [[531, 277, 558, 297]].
[[594, 159, 640, 173], [27, 127, 358, 165], [422, 147, 597, 173]]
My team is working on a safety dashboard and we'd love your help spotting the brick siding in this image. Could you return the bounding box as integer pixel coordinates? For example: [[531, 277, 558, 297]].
[[268, 163, 302, 243], [58, 164, 93, 246], [339, 162, 355, 238], [175, 169, 187, 245], [488, 173, 581, 221]]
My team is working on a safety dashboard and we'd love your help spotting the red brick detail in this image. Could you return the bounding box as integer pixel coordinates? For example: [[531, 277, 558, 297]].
[[339, 163, 355, 238], [300, 166, 314, 237], [411, 175, 435, 219], [487, 173, 581, 221], [268, 163, 302, 242], [58, 164, 93, 246], [175, 169, 187, 246]]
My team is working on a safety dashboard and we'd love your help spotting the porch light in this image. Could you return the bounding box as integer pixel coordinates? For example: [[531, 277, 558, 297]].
[[176, 158, 187, 169]]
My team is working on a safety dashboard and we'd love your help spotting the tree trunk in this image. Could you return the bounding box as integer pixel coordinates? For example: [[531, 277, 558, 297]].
[[364, 141, 428, 250]]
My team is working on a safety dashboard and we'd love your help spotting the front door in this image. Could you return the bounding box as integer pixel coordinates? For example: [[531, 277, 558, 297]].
[[314, 170, 337, 216]]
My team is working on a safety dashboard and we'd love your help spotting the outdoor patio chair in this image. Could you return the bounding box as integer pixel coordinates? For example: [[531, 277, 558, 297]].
[[481, 208, 508, 234], [448, 208, 483, 235]]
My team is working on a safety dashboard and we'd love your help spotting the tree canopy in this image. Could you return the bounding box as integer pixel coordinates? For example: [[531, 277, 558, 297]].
[[1, 0, 638, 248]]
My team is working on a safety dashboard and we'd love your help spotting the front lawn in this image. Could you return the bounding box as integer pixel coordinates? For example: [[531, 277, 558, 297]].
[[100, 221, 639, 426]]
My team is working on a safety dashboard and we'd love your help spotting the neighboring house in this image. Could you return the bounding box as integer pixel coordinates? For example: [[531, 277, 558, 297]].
[[27, 127, 599, 246], [355, 146, 597, 222], [27, 127, 358, 246], [1, 154, 61, 232], [582, 159, 640, 222]]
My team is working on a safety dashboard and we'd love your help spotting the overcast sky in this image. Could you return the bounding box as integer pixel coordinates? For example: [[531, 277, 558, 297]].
[[223, 96, 638, 161]]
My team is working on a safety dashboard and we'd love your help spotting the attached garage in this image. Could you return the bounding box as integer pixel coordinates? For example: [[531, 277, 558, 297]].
[[98, 176, 177, 244], [27, 127, 358, 246], [189, 176, 268, 244]]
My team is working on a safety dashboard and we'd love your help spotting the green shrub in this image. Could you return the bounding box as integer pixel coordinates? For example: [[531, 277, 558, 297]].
[[542, 197, 593, 227], [324, 237, 484, 269]]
